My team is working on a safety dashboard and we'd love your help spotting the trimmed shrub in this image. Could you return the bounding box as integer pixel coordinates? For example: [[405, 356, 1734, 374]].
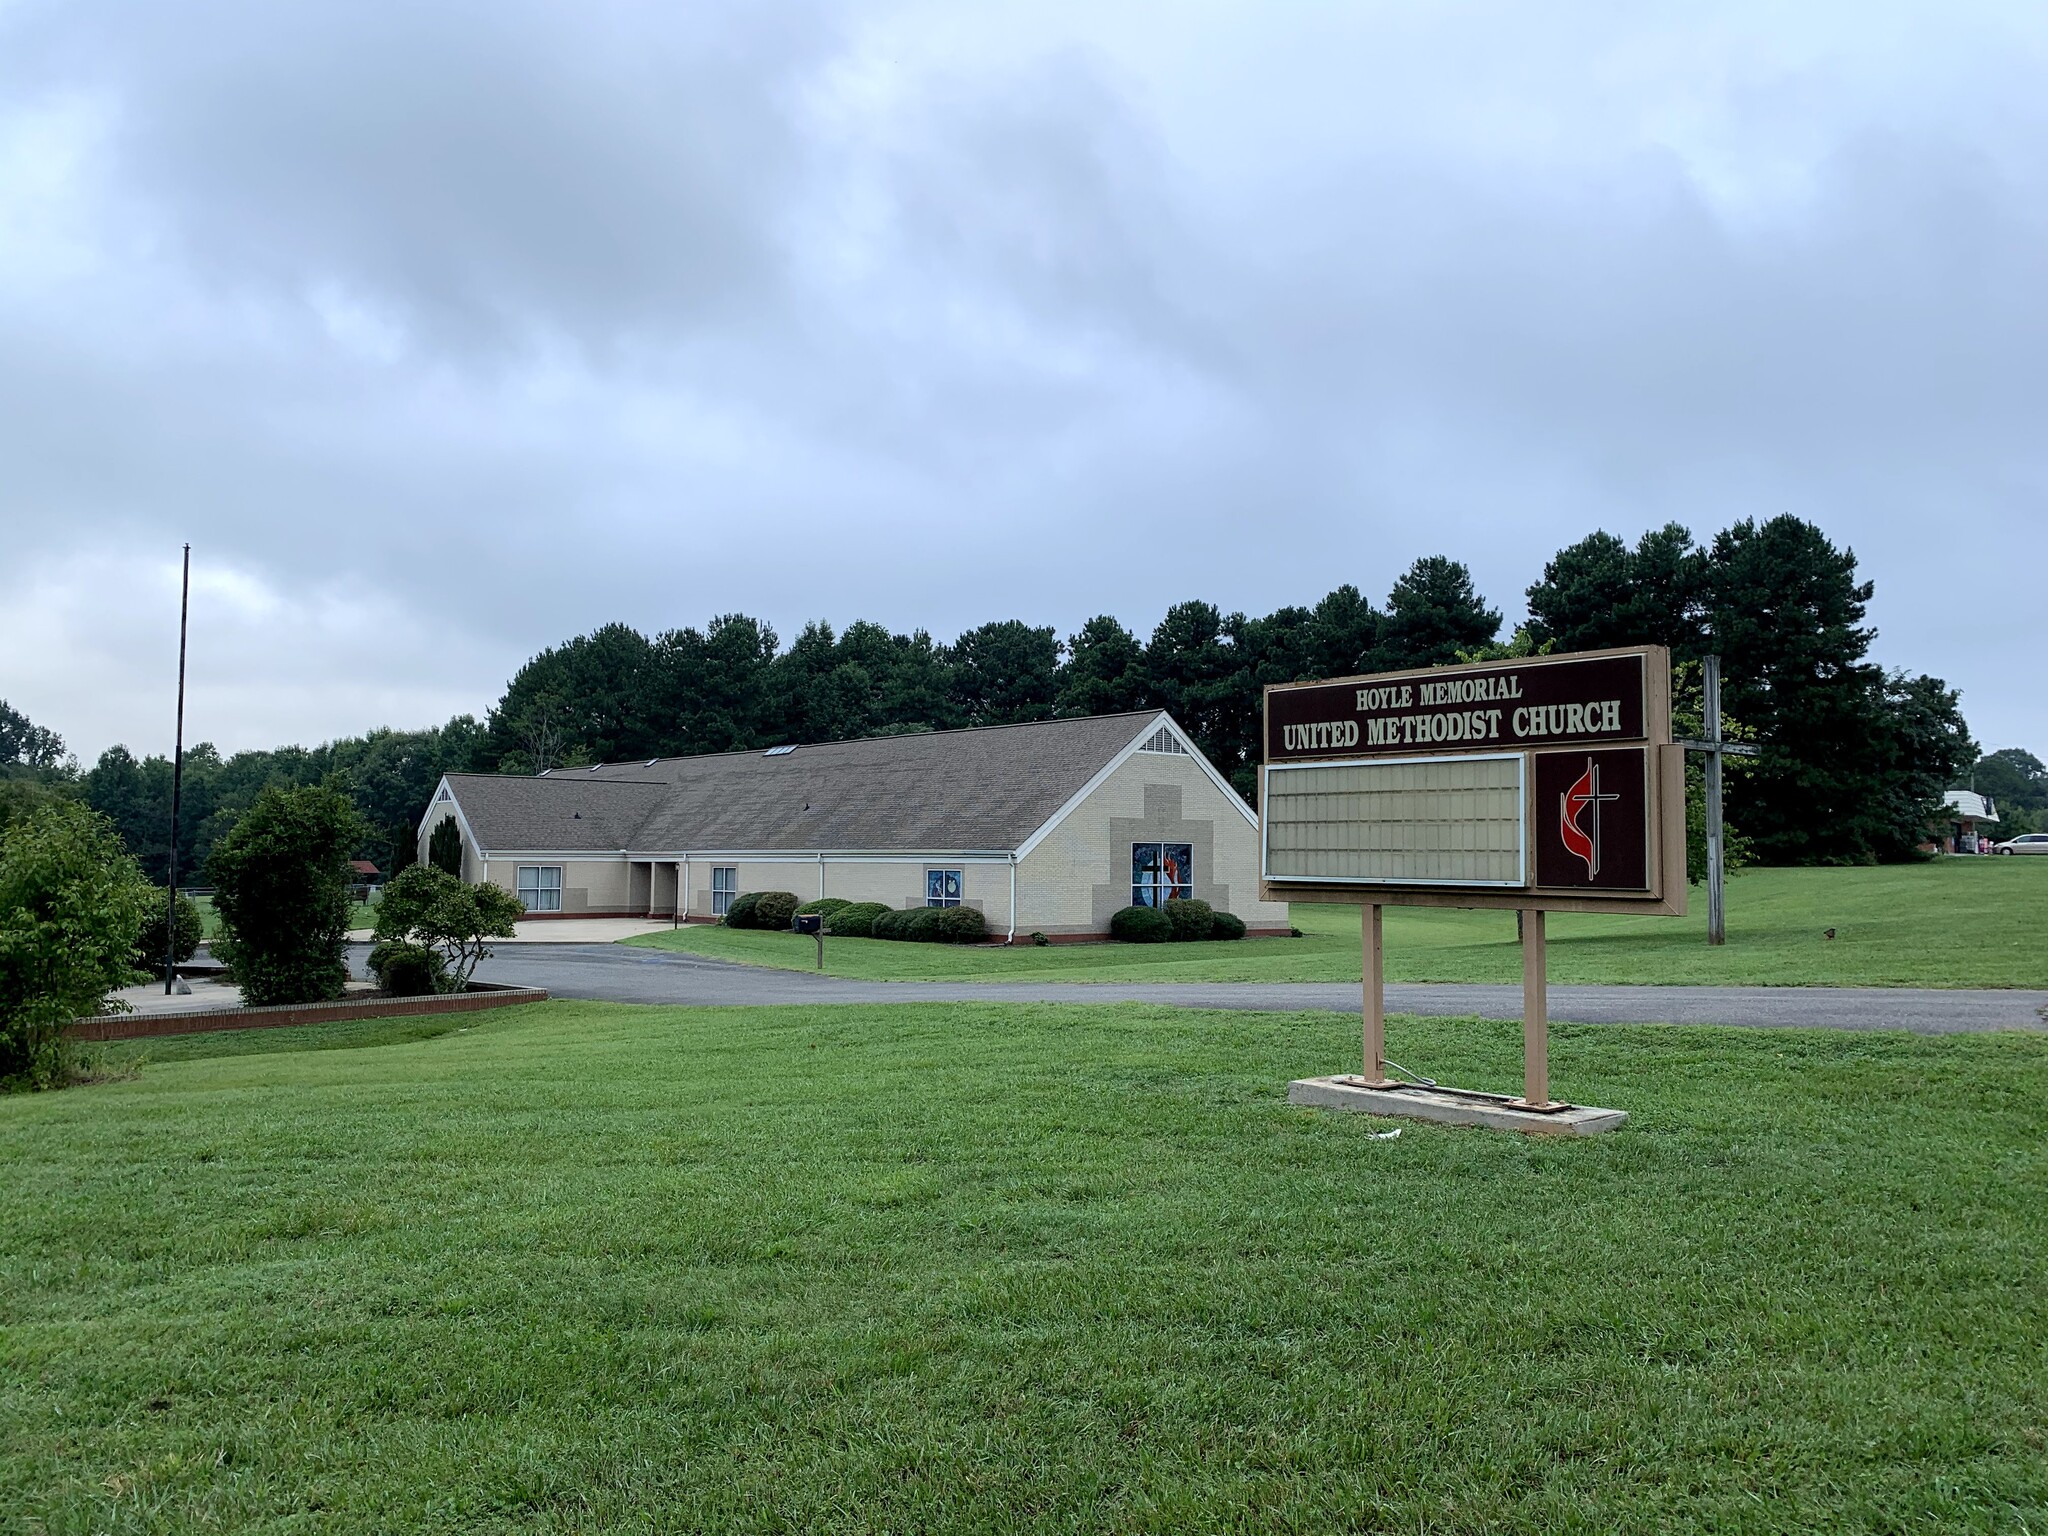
[[795, 897, 850, 918], [136, 889, 205, 970], [1029, 931, 1050, 947], [207, 784, 362, 1006], [1163, 897, 1215, 942], [922, 906, 989, 944], [824, 901, 889, 938], [368, 939, 444, 997], [871, 907, 920, 941], [1109, 904, 1174, 943], [752, 891, 801, 932], [1, 800, 155, 1090], [903, 906, 988, 943], [721, 891, 764, 928], [1209, 910, 1247, 941]]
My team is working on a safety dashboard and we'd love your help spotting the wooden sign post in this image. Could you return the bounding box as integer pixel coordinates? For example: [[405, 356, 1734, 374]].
[[1266, 646, 1686, 1135]]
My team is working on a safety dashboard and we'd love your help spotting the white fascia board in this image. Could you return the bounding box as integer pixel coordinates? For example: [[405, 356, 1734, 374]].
[[1154, 714, 1260, 829], [1012, 712, 1256, 864], [620, 850, 1015, 864]]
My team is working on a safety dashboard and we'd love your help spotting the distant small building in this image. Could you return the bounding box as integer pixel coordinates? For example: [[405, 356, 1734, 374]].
[[414, 711, 1289, 941], [349, 860, 383, 883], [1938, 790, 1999, 854]]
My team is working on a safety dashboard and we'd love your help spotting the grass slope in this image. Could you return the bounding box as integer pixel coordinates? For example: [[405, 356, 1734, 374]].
[[5, 1000, 2046, 1532], [628, 860, 2048, 988]]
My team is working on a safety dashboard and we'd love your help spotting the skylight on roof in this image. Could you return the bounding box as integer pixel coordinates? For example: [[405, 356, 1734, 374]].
[[763, 745, 797, 757]]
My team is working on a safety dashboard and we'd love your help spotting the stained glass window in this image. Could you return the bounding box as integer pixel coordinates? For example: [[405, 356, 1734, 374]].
[[927, 869, 963, 907], [1130, 843, 1193, 906]]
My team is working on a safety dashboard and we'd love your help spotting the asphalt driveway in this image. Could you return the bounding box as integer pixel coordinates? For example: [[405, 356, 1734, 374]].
[[403, 942, 2048, 1035]]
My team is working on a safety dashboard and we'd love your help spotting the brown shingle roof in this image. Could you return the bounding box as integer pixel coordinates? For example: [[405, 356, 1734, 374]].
[[444, 711, 1168, 854]]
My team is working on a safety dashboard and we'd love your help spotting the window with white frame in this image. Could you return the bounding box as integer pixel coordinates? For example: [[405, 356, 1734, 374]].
[[1130, 843, 1193, 907], [516, 865, 562, 912], [926, 868, 963, 907], [711, 866, 738, 915]]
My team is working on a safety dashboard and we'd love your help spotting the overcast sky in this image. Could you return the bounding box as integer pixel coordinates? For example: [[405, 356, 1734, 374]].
[[3, 0, 2043, 765]]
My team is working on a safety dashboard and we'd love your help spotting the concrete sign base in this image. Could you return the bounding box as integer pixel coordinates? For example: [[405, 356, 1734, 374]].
[[1288, 1075, 1628, 1136]]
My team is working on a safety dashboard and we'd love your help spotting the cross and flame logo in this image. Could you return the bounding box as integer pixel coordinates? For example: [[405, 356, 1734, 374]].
[[1559, 757, 1621, 878]]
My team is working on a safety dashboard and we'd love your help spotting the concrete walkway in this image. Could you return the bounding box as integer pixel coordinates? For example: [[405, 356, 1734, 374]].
[[431, 942, 2048, 1036]]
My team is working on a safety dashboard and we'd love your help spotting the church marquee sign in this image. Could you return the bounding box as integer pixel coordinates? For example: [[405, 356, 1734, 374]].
[[1259, 646, 1685, 915]]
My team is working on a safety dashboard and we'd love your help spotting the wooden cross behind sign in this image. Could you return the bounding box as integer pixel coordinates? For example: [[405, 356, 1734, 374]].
[[1675, 654, 1760, 947]]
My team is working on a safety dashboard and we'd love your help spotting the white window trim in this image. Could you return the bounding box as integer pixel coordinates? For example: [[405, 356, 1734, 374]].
[[516, 864, 564, 912]]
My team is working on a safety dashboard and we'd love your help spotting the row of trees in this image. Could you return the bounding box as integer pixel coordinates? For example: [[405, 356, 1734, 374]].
[[2, 515, 1997, 872], [0, 775, 524, 1089]]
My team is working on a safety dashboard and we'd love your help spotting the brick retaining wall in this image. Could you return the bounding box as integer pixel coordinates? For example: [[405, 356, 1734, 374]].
[[70, 983, 550, 1043]]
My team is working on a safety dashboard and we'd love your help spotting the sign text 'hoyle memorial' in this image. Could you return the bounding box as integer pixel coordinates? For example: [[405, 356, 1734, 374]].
[[1265, 651, 1646, 761]]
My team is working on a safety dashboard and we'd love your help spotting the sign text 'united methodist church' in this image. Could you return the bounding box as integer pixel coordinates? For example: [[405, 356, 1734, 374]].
[[1265, 652, 1647, 761]]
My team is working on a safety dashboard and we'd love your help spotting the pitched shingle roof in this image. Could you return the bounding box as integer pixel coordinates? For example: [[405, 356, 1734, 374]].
[[442, 711, 1171, 854]]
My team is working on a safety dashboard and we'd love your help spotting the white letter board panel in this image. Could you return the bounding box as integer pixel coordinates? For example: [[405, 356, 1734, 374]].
[[1262, 753, 1527, 887]]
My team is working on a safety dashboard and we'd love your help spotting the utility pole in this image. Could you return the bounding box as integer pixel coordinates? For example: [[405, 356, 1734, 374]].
[[164, 545, 191, 993], [1679, 654, 1757, 947]]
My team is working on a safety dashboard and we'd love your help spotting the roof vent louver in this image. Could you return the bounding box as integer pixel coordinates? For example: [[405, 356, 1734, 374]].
[[1137, 725, 1188, 755], [763, 745, 797, 757]]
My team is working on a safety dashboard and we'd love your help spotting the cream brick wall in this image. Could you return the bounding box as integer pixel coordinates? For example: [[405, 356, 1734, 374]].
[[1015, 749, 1289, 935], [669, 857, 1013, 928], [478, 856, 631, 915]]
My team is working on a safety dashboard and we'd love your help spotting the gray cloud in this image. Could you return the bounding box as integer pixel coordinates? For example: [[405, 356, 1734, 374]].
[[1, 0, 2042, 762]]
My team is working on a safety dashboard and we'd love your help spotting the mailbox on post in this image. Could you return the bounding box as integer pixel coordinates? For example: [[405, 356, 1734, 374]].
[[792, 912, 824, 969]]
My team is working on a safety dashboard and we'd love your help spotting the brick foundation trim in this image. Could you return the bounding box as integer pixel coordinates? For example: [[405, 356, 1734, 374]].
[[70, 983, 550, 1043]]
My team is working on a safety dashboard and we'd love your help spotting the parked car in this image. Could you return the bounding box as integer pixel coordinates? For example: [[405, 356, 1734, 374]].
[[1991, 833, 2048, 855]]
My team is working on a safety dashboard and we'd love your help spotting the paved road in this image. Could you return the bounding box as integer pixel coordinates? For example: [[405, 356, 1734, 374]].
[[421, 943, 2048, 1035]]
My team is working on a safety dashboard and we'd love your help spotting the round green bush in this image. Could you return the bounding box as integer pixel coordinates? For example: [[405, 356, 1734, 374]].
[[135, 889, 205, 970], [722, 891, 763, 929], [795, 897, 850, 918], [1109, 904, 1174, 943], [871, 907, 919, 941], [924, 906, 989, 944], [823, 901, 890, 938], [368, 939, 444, 997], [1209, 910, 1247, 941], [751, 891, 802, 932], [902, 906, 989, 944], [1163, 897, 1215, 942]]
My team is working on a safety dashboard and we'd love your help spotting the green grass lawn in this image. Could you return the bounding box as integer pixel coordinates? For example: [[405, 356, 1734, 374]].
[[6, 1000, 2045, 1532], [627, 859, 2048, 988], [189, 894, 379, 940]]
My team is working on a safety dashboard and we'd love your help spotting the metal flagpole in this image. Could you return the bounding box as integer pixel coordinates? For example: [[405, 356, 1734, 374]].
[[164, 544, 191, 993], [1704, 654, 1725, 947], [1679, 655, 1756, 949]]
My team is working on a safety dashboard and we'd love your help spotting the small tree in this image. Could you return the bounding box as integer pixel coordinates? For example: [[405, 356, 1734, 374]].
[[0, 800, 154, 1089], [136, 889, 205, 971], [427, 815, 463, 876], [207, 785, 362, 1006], [372, 865, 524, 990]]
